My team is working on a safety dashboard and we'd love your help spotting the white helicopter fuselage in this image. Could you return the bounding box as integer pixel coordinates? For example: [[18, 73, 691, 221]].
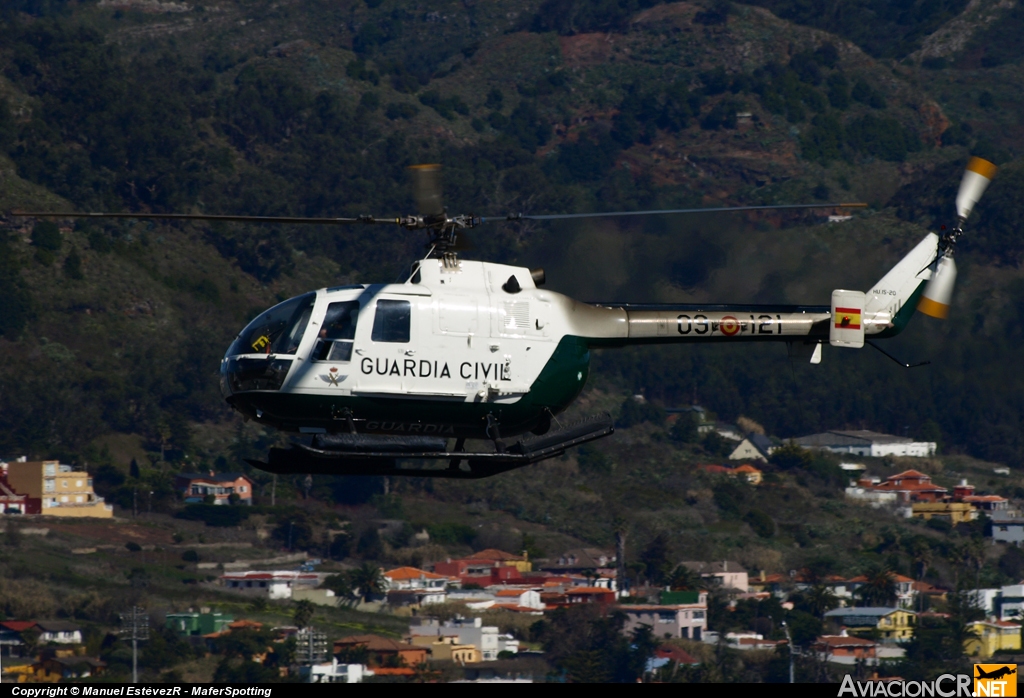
[[220, 233, 937, 440]]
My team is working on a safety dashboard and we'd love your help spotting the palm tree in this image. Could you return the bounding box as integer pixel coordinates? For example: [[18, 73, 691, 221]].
[[805, 583, 840, 618], [323, 573, 358, 608], [855, 567, 897, 607], [293, 599, 315, 629], [910, 538, 933, 612], [668, 564, 702, 591], [350, 563, 384, 603], [945, 617, 981, 659], [964, 538, 986, 594]]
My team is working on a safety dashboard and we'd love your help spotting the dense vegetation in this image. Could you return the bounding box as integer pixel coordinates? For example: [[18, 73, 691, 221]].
[[2, 0, 1024, 684], [0, 0, 1022, 466]]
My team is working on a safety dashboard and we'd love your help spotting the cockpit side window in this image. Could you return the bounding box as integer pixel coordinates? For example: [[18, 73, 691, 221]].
[[311, 301, 359, 362], [371, 299, 411, 343], [228, 293, 315, 357]]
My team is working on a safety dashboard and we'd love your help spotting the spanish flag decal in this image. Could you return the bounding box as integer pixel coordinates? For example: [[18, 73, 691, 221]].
[[834, 307, 861, 330]]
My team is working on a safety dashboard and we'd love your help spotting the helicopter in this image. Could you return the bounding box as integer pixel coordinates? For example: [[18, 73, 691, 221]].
[[13, 157, 997, 479]]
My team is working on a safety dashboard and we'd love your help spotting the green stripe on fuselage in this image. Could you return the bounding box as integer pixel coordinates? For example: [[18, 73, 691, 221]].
[[227, 335, 591, 439]]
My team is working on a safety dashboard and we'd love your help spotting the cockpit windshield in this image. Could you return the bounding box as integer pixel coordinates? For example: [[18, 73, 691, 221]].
[[227, 293, 316, 357]]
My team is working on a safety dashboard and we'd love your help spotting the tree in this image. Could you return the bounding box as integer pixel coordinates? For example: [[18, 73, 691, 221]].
[[668, 564, 702, 591], [640, 533, 673, 586], [670, 412, 698, 443], [354, 526, 384, 559], [292, 599, 315, 629], [536, 605, 652, 683], [802, 584, 839, 618], [323, 573, 357, 607], [31, 221, 61, 252], [855, 567, 897, 607], [63, 246, 83, 280], [770, 442, 813, 470], [349, 563, 383, 602], [944, 616, 981, 660], [743, 509, 776, 538]]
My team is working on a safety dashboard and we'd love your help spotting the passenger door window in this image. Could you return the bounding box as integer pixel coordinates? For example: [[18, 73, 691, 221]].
[[371, 299, 411, 343], [311, 301, 359, 362]]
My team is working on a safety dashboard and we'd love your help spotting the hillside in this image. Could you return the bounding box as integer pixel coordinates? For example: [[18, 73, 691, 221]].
[[1, 0, 1024, 681]]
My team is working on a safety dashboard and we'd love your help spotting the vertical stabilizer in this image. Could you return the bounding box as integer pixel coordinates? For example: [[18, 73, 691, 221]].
[[862, 233, 937, 337]]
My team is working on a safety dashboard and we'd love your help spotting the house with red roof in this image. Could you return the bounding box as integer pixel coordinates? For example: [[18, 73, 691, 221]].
[[432, 558, 525, 587], [868, 470, 948, 503], [813, 633, 879, 665], [333, 635, 428, 667], [845, 573, 917, 609], [175, 471, 254, 505], [698, 463, 762, 485], [565, 586, 616, 605], [220, 571, 321, 599], [383, 567, 448, 606], [0, 621, 38, 657]]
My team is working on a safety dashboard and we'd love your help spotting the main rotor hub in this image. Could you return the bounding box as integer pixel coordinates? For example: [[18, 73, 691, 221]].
[[401, 211, 480, 257]]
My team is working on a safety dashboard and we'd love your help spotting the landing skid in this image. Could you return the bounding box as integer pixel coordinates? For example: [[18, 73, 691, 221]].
[[246, 413, 614, 479]]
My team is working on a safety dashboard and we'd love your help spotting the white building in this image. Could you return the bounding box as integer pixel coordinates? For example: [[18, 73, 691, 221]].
[[35, 621, 82, 645], [999, 585, 1024, 621], [298, 659, 369, 683], [621, 600, 708, 641], [220, 571, 322, 599], [680, 561, 748, 592], [967, 589, 1003, 616], [794, 430, 937, 457], [408, 617, 517, 661], [383, 566, 449, 606], [991, 514, 1024, 546], [728, 434, 774, 462], [844, 485, 898, 508], [491, 588, 545, 610]]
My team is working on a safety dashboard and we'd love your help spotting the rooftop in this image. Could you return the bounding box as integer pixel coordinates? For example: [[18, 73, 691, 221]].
[[333, 634, 421, 652], [794, 431, 915, 447], [681, 561, 747, 575], [816, 635, 878, 648], [472, 549, 526, 561], [384, 566, 447, 581], [825, 607, 910, 618], [177, 472, 252, 484]]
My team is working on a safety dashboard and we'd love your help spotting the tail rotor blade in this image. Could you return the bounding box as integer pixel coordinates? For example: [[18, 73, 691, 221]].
[[956, 156, 997, 221], [408, 164, 444, 217], [919, 254, 957, 319]]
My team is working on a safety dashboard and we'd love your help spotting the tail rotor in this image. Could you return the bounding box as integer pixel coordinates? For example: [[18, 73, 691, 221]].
[[918, 156, 997, 319]]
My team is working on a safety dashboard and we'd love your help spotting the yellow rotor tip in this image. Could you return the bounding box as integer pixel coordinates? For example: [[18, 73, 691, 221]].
[[917, 296, 950, 319], [966, 156, 997, 180]]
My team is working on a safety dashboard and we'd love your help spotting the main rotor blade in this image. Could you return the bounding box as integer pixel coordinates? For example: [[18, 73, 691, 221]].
[[486, 202, 868, 222], [9, 211, 404, 226], [408, 164, 444, 217]]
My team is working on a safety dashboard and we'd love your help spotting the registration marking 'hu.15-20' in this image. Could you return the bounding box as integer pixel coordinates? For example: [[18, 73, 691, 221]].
[[677, 314, 784, 336]]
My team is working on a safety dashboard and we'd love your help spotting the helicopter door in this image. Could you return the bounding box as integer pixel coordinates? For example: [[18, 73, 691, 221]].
[[352, 297, 416, 394], [310, 301, 359, 363]]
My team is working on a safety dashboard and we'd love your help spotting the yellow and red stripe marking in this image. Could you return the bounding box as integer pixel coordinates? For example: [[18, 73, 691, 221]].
[[834, 307, 861, 330]]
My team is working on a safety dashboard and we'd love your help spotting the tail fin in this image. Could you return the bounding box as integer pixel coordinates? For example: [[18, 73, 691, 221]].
[[864, 233, 938, 338]]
